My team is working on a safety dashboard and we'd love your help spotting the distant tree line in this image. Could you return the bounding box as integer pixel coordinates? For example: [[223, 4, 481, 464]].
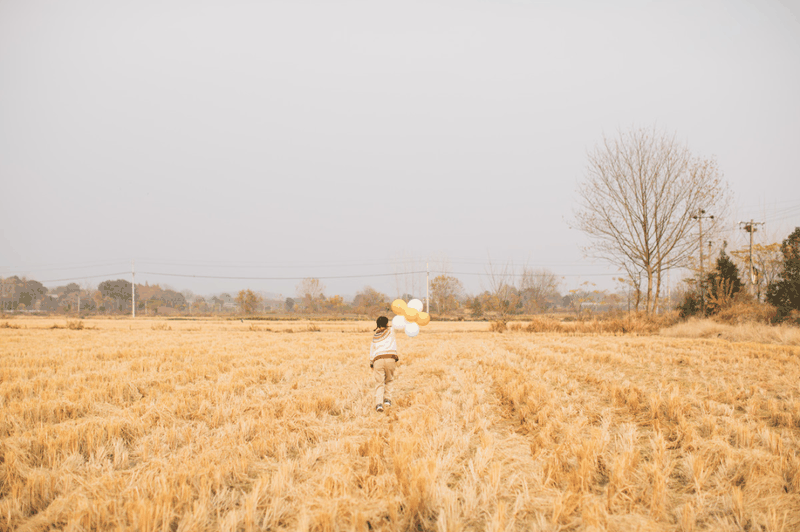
[[0, 271, 567, 318], [5, 234, 797, 322]]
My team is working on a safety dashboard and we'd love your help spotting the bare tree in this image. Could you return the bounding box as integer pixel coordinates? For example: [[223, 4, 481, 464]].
[[430, 275, 464, 314], [295, 277, 326, 313], [352, 286, 388, 316], [483, 258, 520, 317], [574, 126, 731, 314], [235, 289, 261, 314], [519, 267, 560, 313]]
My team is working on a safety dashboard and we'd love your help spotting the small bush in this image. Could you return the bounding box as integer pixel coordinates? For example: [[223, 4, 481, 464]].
[[489, 321, 507, 333], [66, 320, 84, 330], [678, 291, 702, 318], [151, 323, 171, 331], [306, 323, 321, 332], [0, 321, 19, 329], [712, 301, 777, 325], [524, 316, 567, 333], [507, 312, 679, 335]]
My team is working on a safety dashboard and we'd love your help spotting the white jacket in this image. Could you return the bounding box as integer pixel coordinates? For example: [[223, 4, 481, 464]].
[[369, 327, 398, 365]]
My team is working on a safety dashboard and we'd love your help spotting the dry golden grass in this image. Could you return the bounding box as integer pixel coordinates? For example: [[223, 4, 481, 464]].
[[662, 319, 800, 346], [507, 313, 676, 336], [2, 317, 800, 531]]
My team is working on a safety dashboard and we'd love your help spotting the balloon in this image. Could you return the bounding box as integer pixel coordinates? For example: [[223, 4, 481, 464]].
[[391, 299, 407, 315], [391, 315, 406, 331], [408, 299, 424, 312], [405, 322, 420, 337], [417, 312, 430, 326], [404, 306, 419, 323]]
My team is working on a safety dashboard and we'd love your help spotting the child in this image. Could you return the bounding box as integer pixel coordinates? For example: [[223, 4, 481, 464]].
[[369, 316, 398, 413]]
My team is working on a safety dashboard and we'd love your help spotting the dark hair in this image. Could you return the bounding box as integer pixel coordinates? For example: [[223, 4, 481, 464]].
[[375, 316, 389, 330]]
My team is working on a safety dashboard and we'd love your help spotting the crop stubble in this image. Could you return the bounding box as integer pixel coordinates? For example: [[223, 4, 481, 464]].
[[1, 318, 799, 531]]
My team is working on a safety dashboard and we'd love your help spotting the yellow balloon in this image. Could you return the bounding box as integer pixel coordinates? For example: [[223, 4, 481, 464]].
[[404, 306, 419, 323], [417, 312, 430, 326], [391, 299, 407, 315]]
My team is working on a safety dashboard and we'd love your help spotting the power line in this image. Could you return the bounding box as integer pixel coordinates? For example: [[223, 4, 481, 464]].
[[137, 270, 428, 281], [738, 199, 800, 209], [37, 272, 131, 283], [431, 270, 619, 277], [764, 208, 800, 224], [12, 267, 626, 286], [135, 258, 419, 268], [4, 256, 607, 275], [0, 261, 130, 274], [132, 257, 596, 269]]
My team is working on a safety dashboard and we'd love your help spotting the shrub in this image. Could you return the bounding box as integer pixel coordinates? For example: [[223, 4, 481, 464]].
[[767, 227, 800, 323], [678, 291, 701, 319], [470, 298, 484, 318], [66, 320, 84, 330], [712, 301, 777, 325], [509, 312, 678, 335], [489, 320, 507, 333], [523, 316, 566, 333]]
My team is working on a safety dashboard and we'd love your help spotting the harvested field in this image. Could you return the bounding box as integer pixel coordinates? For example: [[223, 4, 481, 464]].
[[2, 317, 800, 531]]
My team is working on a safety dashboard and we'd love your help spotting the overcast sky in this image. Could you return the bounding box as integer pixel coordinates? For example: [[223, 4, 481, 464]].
[[1, 0, 799, 299]]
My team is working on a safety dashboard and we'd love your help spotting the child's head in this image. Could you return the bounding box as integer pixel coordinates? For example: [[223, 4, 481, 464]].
[[376, 316, 389, 329]]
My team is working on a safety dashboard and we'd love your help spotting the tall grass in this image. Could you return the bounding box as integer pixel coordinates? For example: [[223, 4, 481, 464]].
[[507, 312, 678, 335], [661, 318, 800, 345], [1, 317, 799, 530]]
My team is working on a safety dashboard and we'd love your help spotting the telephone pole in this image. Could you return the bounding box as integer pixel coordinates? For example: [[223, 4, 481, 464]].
[[426, 262, 430, 313], [739, 220, 765, 299], [692, 209, 714, 313], [132, 260, 136, 318]]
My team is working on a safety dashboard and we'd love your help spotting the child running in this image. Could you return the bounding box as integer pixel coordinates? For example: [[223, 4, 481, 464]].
[[369, 316, 398, 413]]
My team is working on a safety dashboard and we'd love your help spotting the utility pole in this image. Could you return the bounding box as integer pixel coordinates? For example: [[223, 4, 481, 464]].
[[666, 270, 671, 313], [692, 209, 714, 313], [132, 260, 135, 318], [739, 219, 765, 299], [426, 262, 429, 313]]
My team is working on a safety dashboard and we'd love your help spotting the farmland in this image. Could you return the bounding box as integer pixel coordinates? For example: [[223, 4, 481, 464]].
[[1, 317, 800, 531]]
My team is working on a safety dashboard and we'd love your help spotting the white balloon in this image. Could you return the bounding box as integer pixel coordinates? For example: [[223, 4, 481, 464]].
[[408, 299, 424, 312], [392, 315, 406, 331], [405, 322, 420, 337]]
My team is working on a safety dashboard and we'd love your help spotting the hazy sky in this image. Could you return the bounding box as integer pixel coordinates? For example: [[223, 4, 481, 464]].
[[2, 0, 799, 298]]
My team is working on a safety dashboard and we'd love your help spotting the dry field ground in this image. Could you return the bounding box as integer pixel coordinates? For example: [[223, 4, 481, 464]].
[[2, 317, 800, 531]]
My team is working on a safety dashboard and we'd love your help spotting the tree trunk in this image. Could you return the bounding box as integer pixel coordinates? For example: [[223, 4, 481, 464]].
[[652, 268, 662, 314]]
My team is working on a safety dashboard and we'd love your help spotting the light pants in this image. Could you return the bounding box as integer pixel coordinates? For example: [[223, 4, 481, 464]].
[[372, 358, 396, 406]]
